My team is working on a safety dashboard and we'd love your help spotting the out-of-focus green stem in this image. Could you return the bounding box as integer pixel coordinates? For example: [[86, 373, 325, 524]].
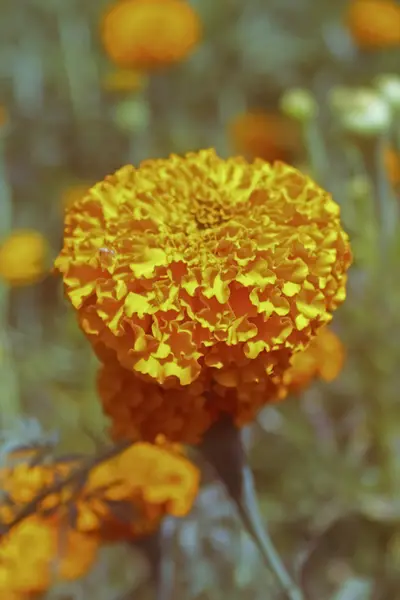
[[133, 518, 176, 600], [56, 5, 101, 121], [0, 134, 20, 428], [200, 418, 304, 600], [302, 118, 329, 184]]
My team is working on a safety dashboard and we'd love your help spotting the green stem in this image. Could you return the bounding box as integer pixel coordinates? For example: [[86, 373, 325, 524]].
[[133, 518, 176, 600], [359, 136, 398, 260], [200, 418, 304, 600], [302, 118, 328, 184], [0, 134, 20, 428]]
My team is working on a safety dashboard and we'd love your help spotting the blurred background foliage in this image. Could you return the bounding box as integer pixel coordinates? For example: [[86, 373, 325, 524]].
[[1, 0, 400, 598]]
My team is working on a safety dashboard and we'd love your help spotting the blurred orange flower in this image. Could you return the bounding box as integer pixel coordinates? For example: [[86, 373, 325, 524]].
[[55, 149, 351, 443], [228, 111, 301, 163], [385, 146, 400, 187], [0, 230, 48, 287], [0, 517, 98, 598], [346, 0, 400, 49], [102, 68, 149, 93], [79, 441, 200, 539], [101, 0, 202, 70], [1, 442, 199, 543], [0, 106, 9, 128], [280, 326, 345, 396]]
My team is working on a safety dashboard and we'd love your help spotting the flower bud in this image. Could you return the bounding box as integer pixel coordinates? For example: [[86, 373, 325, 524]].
[[279, 88, 318, 122], [329, 86, 391, 136], [374, 74, 400, 112], [112, 98, 151, 134]]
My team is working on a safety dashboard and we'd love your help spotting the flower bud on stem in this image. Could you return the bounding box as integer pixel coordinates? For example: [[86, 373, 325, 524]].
[[329, 86, 398, 259], [280, 88, 328, 183]]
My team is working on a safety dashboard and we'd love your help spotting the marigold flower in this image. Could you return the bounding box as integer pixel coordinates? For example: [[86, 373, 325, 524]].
[[0, 105, 8, 128], [0, 517, 98, 597], [385, 146, 400, 187], [229, 111, 301, 163], [101, 0, 202, 70], [79, 441, 199, 539], [55, 149, 351, 442], [0, 229, 48, 287], [346, 0, 400, 49], [280, 326, 345, 396], [0, 442, 199, 542]]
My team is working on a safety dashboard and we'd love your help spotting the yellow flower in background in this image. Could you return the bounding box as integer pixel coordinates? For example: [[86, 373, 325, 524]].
[[0, 517, 98, 598], [229, 111, 301, 163], [280, 326, 345, 396], [346, 0, 400, 49], [385, 146, 400, 188], [102, 68, 149, 93], [55, 149, 351, 443], [101, 0, 202, 70], [0, 230, 48, 287]]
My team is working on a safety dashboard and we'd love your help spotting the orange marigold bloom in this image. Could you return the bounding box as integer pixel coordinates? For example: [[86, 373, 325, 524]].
[[0, 442, 199, 542], [280, 326, 345, 396], [346, 0, 400, 49], [228, 110, 301, 161], [101, 0, 202, 70], [55, 149, 352, 443], [78, 441, 199, 539], [0, 105, 9, 128], [385, 146, 400, 187], [0, 230, 48, 287], [229, 111, 301, 163], [0, 517, 98, 597]]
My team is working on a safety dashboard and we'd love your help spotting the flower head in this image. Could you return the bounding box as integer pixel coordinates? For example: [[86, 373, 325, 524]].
[[346, 0, 400, 49], [0, 229, 48, 286], [0, 441, 199, 542], [329, 87, 391, 137], [79, 441, 199, 539], [101, 0, 202, 70], [229, 111, 300, 163], [385, 146, 400, 188], [55, 149, 352, 443]]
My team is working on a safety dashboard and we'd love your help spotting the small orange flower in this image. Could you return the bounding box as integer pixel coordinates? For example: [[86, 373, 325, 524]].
[[0, 105, 9, 128], [101, 0, 202, 70], [385, 146, 400, 187], [280, 326, 345, 395], [55, 149, 352, 443], [0, 230, 48, 287], [102, 68, 149, 93], [228, 111, 300, 163], [346, 0, 400, 49]]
